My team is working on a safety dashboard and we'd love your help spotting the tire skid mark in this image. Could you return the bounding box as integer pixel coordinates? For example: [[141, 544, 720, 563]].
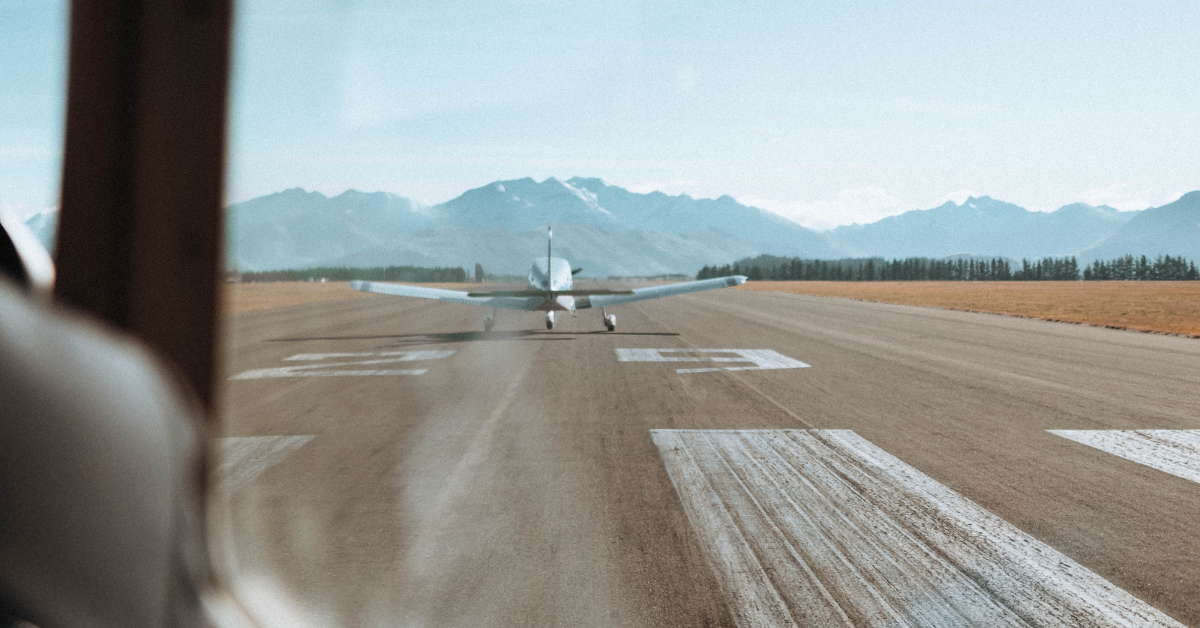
[[651, 429, 1183, 628]]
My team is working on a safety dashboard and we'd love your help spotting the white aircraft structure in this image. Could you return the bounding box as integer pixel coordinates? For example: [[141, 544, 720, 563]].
[[350, 226, 747, 331]]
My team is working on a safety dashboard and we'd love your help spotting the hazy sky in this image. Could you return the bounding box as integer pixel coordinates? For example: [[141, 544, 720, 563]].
[[3, 0, 1199, 229], [0, 0, 67, 221]]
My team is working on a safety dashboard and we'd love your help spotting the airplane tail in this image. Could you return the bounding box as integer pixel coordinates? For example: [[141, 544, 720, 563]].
[[547, 225, 553, 277]]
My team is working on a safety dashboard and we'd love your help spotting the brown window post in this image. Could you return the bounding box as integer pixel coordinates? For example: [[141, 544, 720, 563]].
[[55, 0, 232, 416]]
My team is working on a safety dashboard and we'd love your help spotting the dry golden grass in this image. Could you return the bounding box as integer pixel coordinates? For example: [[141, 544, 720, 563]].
[[222, 281, 482, 315], [222, 282, 367, 314], [739, 281, 1200, 337]]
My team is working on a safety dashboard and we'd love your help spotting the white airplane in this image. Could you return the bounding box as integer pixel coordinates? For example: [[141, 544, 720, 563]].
[[350, 226, 747, 331]]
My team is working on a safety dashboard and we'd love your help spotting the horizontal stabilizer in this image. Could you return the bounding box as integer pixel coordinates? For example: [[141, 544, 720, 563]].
[[465, 289, 635, 298]]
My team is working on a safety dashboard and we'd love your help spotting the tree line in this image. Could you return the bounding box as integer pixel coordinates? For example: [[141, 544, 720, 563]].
[[231, 265, 468, 283], [698, 254, 1198, 282], [1082, 255, 1199, 281]]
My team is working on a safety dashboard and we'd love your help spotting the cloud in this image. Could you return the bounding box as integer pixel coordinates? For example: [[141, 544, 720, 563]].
[[739, 187, 905, 231], [1079, 184, 1153, 211]]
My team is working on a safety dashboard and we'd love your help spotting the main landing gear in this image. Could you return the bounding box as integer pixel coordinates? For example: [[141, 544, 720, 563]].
[[602, 308, 616, 332], [544, 311, 556, 330]]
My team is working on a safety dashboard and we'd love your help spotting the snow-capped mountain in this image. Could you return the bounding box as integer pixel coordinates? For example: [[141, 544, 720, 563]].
[[26, 178, 1189, 275], [433, 177, 838, 259], [225, 177, 839, 273], [827, 196, 1137, 260], [226, 188, 433, 271], [1078, 191, 1200, 262]]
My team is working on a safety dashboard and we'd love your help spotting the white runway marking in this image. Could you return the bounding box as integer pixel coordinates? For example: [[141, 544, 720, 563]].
[[616, 349, 809, 374], [1049, 429, 1200, 484], [217, 435, 315, 496], [652, 429, 1182, 628], [231, 350, 455, 379]]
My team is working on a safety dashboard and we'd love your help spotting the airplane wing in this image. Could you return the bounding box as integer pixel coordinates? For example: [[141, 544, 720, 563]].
[[350, 280, 545, 311], [464, 289, 634, 297], [578, 275, 747, 309]]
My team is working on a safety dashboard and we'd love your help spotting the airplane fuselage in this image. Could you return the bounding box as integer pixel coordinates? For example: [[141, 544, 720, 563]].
[[528, 256, 575, 312]]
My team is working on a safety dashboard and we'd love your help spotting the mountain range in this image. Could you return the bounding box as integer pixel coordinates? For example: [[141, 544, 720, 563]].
[[25, 178, 1200, 276], [225, 177, 840, 275], [827, 197, 1137, 260]]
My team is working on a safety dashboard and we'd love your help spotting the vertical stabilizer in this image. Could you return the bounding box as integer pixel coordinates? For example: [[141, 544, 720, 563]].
[[547, 225, 553, 283]]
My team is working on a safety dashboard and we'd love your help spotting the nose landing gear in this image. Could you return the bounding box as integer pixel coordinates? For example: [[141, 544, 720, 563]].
[[602, 308, 616, 332], [544, 311, 556, 330], [483, 308, 496, 332]]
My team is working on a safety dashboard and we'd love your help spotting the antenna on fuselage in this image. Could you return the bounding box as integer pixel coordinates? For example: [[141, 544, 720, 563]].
[[546, 224, 552, 287]]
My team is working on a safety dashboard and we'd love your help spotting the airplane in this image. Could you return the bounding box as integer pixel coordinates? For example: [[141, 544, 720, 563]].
[[350, 226, 748, 331]]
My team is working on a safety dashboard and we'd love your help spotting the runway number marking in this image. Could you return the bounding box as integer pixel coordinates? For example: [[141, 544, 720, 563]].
[[615, 349, 809, 374], [1050, 429, 1200, 485], [652, 429, 1181, 627], [217, 435, 315, 497], [231, 350, 455, 379]]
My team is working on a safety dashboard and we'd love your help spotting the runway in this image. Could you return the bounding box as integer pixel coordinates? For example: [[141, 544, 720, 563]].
[[217, 287, 1200, 627]]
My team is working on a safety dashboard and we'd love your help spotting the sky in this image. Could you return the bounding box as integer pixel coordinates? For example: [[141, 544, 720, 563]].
[[2, 0, 1198, 230], [0, 0, 67, 221]]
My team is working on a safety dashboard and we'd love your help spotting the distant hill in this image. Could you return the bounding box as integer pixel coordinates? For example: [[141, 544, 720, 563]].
[[559, 177, 837, 259], [26, 179, 1192, 276], [23, 211, 57, 252], [224, 177, 839, 273], [325, 224, 766, 277], [827, 196, 1137, 259], [1079, 192, 1200, 262], [226, 188, 433, 271], [434, 177, 839, 260]]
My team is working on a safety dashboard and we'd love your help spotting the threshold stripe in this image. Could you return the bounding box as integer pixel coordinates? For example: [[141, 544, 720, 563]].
[[1049, 429, 1200, 484], [651, 429, 1182, 628]]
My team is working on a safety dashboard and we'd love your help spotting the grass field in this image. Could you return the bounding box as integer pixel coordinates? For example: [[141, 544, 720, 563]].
[[740, 281, 1200, 337], [224, 280, 1200, 337], [222, 282, 367, 314]]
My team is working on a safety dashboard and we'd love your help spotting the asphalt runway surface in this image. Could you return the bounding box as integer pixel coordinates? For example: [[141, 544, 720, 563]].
[[217, 287, 1200, 627]]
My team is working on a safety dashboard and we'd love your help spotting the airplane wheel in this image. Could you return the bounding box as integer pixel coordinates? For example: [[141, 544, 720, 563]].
[[546, 320, 554, 330], [605, 323, 615, 332]]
